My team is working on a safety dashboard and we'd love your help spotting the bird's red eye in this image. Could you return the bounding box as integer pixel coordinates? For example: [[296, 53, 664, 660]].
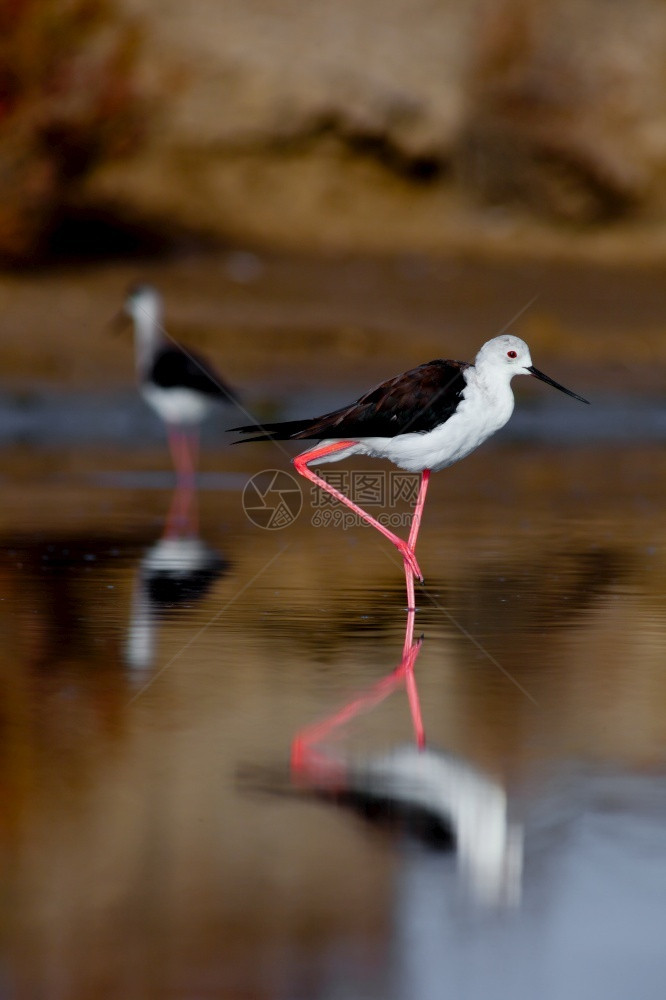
[[507, 350, 517, 359]]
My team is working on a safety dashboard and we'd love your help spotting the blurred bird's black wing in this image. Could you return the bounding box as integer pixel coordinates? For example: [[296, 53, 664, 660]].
[[150, 345, 237, 402]]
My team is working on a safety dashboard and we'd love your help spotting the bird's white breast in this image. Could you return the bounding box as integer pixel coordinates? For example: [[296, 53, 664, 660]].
[[141, 384, 213, 426]]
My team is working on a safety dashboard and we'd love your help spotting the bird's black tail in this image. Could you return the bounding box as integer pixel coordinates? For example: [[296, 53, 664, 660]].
[[230, 418, 317, 443]]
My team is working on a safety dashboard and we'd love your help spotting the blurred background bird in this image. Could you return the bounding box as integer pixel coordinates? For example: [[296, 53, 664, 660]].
[[118, 283, 238, 489]]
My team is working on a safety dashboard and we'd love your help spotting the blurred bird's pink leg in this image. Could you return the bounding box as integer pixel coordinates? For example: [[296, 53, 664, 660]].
[[167, 426, 185, 479], [164, 484, 186, 536], [164, 480, 199, 537], [182, 429, 199, 533], [165, 426, 199, 533], [168, 425, 199, 483], [185, 429, 199, 481], [294, 443, 424, 583]]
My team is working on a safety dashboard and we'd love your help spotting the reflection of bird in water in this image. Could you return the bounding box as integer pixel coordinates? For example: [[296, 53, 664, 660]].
[[284, 617, 520, 907], [239, 608, 520, 906], [295, 745, 522, 908], [119, 283, 237, 487], [138, 535, 227, 608], [233, 335, 588, 608], [124, 501, 228, 672]]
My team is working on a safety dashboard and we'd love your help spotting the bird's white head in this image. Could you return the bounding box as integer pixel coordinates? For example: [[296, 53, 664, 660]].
[[121, 283, 165, 372], [124, 283, 163, 326], [475, 334, 589, 403], [475, 335, 533, 376]]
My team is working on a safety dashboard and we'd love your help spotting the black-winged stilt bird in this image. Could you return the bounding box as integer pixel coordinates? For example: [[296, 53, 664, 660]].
[[233, 334, 588, 607], [120, 283, 236, 485]]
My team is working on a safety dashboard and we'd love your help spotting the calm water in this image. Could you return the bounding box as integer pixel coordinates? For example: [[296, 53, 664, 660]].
[[1, 435, 665, 1000], [1, 252, 665, 998]]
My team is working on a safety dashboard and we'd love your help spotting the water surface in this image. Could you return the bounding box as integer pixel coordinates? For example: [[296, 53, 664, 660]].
[[1, 436, 664, 999], [1, 252, 665, 998]]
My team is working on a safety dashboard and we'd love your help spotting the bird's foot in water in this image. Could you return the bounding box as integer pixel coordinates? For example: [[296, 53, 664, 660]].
[[397, 543, 423, 583]]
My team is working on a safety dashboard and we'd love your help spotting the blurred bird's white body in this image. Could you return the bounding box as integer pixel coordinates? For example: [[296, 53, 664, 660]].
[[140, 384, 213, 426]]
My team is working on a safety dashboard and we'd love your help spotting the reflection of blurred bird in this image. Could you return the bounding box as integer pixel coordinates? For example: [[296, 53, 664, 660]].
[[125, 535, 228, 671], [317, 746, 523, 907], [233, 335, 588, 608], [139, 536, 227, 607], [120, 284, 237, 483]]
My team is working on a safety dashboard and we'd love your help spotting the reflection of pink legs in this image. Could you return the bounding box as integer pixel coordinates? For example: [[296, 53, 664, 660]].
[[294, 444, 431, 609], [404, 650, 425, 750], [165, 426, 199, 535], [291, 611, 426, 778]]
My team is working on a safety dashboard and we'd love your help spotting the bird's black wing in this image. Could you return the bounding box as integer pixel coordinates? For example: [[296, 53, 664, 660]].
[[232, 360, 469, 441], [150, 345, 237, 402]]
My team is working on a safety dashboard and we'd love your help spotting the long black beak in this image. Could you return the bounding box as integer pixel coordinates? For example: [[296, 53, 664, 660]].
[[527, 366, 589, 404]]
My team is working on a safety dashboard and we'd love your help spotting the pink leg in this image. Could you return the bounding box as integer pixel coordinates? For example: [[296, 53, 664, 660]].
[[167, 425, 198, 486], [405, 563, 416, 614], [402, 604, 416, 657], [163, 478, 199, 537], [186, 428, 199, 478], [164, 483, 186, 536], [182, 429, 199, 534], [294, 443, 424, 582], [403, 469, 430, 611], [165, 426, 199, 534], [408, 469, 431, 551], [167, 425, 185, 478]]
